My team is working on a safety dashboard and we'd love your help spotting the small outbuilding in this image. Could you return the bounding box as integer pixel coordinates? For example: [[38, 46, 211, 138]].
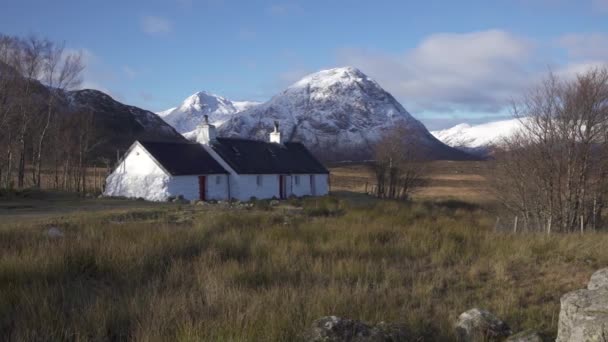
[[104, 118, 330, 201]]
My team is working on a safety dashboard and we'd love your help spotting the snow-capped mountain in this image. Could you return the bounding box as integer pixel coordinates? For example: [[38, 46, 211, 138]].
[[158, 91, 259, 133], [431, 118, 525, 155], [216, 67, 472, 160]]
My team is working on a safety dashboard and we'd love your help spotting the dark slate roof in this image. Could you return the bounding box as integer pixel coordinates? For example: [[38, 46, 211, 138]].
[[138, 141, 228, 175], [211, 138, 329, 174]]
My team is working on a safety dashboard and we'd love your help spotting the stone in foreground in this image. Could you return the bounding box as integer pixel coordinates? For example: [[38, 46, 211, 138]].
[[556, 286, 608, 341], [588, 268, 608, 290], [304, 316, 410, 342], [505, 330, 542, 342], [454, 308, 511, 342]]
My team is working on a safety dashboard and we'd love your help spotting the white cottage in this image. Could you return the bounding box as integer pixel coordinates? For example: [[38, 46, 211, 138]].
[[104, 119, 330, 201]]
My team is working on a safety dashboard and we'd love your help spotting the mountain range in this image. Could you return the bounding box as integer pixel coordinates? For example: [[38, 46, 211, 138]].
[[157, 91, 258, 133], [431, 118, 524, 156], [162, 67, 473, 161]]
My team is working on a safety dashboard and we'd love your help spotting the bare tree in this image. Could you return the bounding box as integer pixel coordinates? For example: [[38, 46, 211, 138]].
[[9, 36, 50, 188], [493, 68, 608, 233], [371, 123, 426, 200], [33, 43, 84, 187], [0, 33, 88, 191]]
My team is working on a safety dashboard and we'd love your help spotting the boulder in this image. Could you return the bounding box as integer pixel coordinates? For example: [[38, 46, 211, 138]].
[[588, 268, 608, 290], [556, 287, 608, 341], [454, 308, 511, 342], [172, 195, 188, 204], [304, 316, 409, 342], [46, 227, 64, 239], [506, 330, 542, 342]]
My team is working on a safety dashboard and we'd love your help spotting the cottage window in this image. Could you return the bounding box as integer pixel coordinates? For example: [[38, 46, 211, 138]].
[[295, 175, 300, 185], [216, 176, 221, 184], [256, 175, 263, 187]]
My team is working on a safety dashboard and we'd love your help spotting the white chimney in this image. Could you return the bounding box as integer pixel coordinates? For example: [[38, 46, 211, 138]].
[[270, 121, 281, 144], [195, 115, 217, 145]]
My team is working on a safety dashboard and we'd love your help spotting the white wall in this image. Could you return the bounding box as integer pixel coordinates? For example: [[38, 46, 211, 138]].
[[312, 174, 330, 196], [104, 144, 172, 201], [229, 174, 280, 201], [289, 174, 329, 197], [168, 174, 229, 201], [227, 173, 329, 200]]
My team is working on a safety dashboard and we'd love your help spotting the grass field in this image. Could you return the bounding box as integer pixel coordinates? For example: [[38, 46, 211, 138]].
[[329, 161, 492, 203], [1, 179, 606, 341]]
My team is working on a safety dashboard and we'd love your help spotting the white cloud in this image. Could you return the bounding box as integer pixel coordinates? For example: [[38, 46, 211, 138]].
[[558, 33, 608, 59], [337, 30, 534, 113], [555, 61, 608, 80], [140, 16, 172, 35]]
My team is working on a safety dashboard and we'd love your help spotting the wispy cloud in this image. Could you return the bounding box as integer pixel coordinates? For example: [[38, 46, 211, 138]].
[[266, 3, 303, 16], [592, 0, 608, 11], [558, 33, 608, 59], [122, 65, 137, 80], [140, 15, 172, 35]]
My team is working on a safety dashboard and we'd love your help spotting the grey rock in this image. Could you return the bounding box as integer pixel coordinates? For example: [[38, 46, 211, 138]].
[[46, 227, 64, 239], [455, 308, 511, 342], [270, 200, 280, 207], [305, 316, 410, 342], [172, 195, 188, 204], [588, 268, 608, 290], [506, 330, 542, 342], [556, 286, 608, 342]]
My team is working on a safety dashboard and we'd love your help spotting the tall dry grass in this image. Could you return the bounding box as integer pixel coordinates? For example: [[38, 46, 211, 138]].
[[0, 195, 606, 341]]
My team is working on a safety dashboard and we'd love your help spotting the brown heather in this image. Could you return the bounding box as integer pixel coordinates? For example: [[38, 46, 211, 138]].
[[1, 194, 607, 341]]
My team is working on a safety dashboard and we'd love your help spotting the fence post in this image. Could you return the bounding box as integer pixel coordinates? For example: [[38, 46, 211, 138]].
[[494, 217, 500, 232], [581, 215, 584, 235], [513, 216, 518, 233]]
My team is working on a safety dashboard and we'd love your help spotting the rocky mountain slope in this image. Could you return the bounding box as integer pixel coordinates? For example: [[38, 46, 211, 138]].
[[431, 118, 525, 156], [216, 67, 472, 160], [158, 91, 258, 133], [65, 89, 186, 157]]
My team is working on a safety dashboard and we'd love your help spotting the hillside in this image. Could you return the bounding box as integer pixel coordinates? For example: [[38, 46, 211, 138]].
[[65, 89, 186, 158]]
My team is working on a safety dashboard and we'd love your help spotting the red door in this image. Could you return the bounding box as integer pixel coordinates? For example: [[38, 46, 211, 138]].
[[198, 176, 206, 201], [279, 175, 286, 199]]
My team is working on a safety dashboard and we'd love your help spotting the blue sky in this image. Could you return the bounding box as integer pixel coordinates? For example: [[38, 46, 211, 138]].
[[1, 0, 607, 129]]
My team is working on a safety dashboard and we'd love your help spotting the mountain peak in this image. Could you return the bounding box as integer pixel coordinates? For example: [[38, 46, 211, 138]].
[[289, 66, 372, 90], [157, 91, 259, 133], [218, 66, 473, 161]]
